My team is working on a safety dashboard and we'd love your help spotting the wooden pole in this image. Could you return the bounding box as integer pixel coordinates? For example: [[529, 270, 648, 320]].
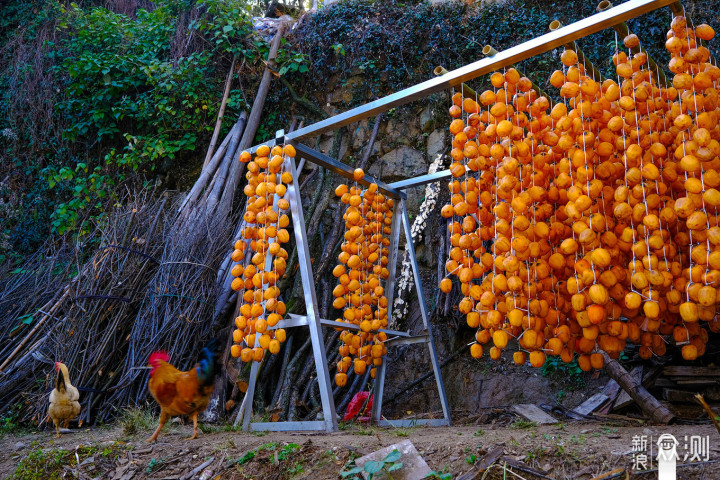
[[601, 352, 674, 424], [0, 286, 70, 373], [218, 22, 289, 215], [205, 114, 247, 214], [179, 112, 247, 215], [203, 56, 237, 168], [358, 113, 382, 170]]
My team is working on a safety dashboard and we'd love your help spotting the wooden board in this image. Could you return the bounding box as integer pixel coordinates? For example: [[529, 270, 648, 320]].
[[653, 378, 677, 388], [663, 366, 720, 377], [597, 380, 622, 414], [664, 389, 701, 403], [676, 378, 720, 386], [512, 404, 557, 425], [573, 393, 610, 416]]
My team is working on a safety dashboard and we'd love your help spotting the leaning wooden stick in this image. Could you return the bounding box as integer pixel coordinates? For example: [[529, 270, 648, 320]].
[[203, 55, 237, 168], [695, 393, 720, 436]]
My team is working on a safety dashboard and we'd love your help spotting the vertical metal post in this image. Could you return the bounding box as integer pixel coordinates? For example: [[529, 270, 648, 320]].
[[285, 151, 338, 432], [241, 361, 260, 430], [399, 198, 451, 423], [371, 200, 402, 423]]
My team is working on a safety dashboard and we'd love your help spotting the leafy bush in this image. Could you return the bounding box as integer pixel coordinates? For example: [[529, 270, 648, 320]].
[[0, 0, 265, 250]]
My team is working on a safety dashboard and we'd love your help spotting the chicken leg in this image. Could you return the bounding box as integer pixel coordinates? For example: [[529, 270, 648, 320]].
[[146, 411, 169, 443], [187, 411, 199, 440]]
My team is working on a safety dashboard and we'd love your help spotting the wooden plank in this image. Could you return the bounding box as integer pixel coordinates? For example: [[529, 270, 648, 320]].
[[653, 378, 677, 388], [573, 393, 610, 416], [663, 366, 720, 377], [597, 380, 622, 414], [601, 379, 621, 397], [457, 446, 504, 480], [512, 404, 558, 425], [612, 366, 643, 410], [676, 378, 720, 386], [664, 389, 701, 403]]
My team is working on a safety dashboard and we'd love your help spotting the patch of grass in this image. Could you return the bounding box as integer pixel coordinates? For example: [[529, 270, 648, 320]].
[[354, 425, 376, 436], [233, 442, 300, 469], [473, 428, 485, 436], [221, 424, 243, 432], [284, 460, 305, 477], [510, 419, 537, 429], [465, 454, 477, 465], [199, 424, 219, 434], [236, 450, 256, 465], [1, 405, 23, 434], [146, 458, 163, 474], [391, 426, 415, 437], [425, 470, 452, 480], [212, 439, 236, 452], [525, 445, 546, 460], [316, 449, 340, 469], [555, 389, 567, 403], [120, 407, 155, 436], [277, 443, 300, 461], [13, 443, 125, 480]]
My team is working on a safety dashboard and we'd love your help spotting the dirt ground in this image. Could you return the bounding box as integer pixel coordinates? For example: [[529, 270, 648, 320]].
[[2, 417, 720, 480]]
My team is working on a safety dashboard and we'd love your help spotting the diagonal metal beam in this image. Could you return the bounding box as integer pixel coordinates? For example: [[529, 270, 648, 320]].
[[248, 0, 674, 154], [291, 142, 405, 200]]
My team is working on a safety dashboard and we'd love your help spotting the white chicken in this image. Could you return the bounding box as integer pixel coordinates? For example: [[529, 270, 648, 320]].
[[47, 362, 81, 437]]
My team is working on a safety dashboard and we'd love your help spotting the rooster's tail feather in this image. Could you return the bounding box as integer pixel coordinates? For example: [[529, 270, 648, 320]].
[[56, 369, 66, 393], [196, 338, 220, 387]]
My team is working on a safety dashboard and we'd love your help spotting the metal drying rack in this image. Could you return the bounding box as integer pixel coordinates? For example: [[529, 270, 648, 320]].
[[235, 0, 679, 432]]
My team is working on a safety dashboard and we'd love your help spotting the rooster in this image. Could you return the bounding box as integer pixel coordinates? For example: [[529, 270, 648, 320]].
[[146, 340, 219, 442], [47, 362, 81, 437]]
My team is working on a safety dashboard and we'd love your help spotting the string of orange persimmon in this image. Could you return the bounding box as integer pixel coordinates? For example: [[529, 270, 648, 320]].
[[440, 15, 719, 370]]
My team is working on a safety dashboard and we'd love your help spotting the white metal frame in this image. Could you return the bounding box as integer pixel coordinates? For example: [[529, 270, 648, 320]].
[[236, 0, 678, 431]]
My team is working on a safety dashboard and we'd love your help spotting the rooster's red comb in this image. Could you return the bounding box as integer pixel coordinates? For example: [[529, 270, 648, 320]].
[[149, 351, 170, 366]]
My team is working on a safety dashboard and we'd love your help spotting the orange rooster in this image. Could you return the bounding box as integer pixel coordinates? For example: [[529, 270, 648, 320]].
[[146, 340, 219, 442]]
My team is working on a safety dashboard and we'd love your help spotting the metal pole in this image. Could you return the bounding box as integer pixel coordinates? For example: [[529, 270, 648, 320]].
[[388, 170, 452, 191], [241, 362, 260, 430], [285, 150, 338, 432], [247, 0, 675, 153], [372, 200, 403, 424], [399, 198, 451, 424], [292, 142, 403, 200]]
